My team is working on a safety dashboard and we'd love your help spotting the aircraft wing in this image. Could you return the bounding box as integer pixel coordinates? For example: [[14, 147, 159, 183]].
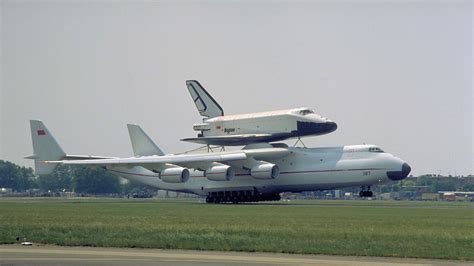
[[63, 155, 118, 160], [25, 154, 116, 160], [47, 148, 290, 172], [47, 152, 248, 170]]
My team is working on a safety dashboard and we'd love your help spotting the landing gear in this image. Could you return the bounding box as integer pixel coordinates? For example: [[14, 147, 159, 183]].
[[205, 190, 281, 204], [359, 186, 373, 198]]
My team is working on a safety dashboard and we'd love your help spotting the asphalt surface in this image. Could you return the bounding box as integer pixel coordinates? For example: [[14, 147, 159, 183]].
[[1, 245, 472, 266]]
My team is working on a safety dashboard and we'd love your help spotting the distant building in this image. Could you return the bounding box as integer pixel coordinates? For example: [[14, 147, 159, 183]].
[[438, 191, 474, 201], [421, 193, 438, 201]]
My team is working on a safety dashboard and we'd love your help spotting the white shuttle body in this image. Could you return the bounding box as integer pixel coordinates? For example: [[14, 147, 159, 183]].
[[182, 80, 338, 146]]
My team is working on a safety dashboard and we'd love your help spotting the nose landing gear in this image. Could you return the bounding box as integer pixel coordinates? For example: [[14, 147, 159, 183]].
[[359, 186, 373, 198]]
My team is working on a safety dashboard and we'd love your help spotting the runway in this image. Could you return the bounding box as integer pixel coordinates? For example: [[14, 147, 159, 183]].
[[0, 245, 471, 266]]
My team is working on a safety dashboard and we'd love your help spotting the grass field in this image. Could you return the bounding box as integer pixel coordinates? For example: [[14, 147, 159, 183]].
[[0, 197, 473, 260]]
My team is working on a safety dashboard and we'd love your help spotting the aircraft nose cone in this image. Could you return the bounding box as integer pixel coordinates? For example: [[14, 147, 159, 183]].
[[387, 162, 411, 181], [402, 163, 411, 177]]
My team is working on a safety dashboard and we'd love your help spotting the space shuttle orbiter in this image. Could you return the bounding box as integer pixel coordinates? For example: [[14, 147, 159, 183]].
[[181, 80, 337, 146]]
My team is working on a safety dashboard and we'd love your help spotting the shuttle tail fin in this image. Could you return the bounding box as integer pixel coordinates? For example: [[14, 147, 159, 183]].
[[127, 124, 165, 156], [186, 80, 224, 118], [27, 120, 66, 175]]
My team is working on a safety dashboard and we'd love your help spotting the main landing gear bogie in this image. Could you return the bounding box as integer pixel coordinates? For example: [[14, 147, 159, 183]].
[[205, 190, 281, 204], [359, 186, 373, 198]]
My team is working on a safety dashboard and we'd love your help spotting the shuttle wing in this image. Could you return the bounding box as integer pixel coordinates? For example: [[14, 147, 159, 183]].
[[181, 133, 289, 146]]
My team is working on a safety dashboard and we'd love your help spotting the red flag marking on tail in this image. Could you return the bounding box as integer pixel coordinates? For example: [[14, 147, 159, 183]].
[[37, 130, 46, 136]]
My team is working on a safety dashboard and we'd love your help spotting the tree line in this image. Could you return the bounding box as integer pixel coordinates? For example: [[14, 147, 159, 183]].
[[0, 160, 152, 194], [379, 175, 474, 193]]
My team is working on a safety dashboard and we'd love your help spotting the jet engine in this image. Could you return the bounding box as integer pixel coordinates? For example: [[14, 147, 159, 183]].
[[159, 167, 190, 183], [250, 163, 279, 179], [205, 165, 235, 181]]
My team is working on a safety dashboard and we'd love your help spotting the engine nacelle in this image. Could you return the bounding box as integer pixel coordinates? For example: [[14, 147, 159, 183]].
[[159, 167, 190, 183], [250, 163, 279, 179], [205, 165, 235, 181]]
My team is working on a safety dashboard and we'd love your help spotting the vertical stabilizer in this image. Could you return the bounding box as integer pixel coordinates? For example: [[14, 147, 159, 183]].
[[186, 80, 224, 118], [28, 120, 66, 175], [127, 124, 165, 156]]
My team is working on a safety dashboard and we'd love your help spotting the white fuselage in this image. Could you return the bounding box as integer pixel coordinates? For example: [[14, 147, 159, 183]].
[[185, 108, 338, 146], [196, 108, 334, 137], [106, 145, 407, 196], [200, 110, 301, 136]]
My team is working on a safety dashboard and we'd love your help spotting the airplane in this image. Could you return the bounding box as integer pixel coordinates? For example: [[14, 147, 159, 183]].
[[182, 80, 338, 146], [27, 120, 411, 203]]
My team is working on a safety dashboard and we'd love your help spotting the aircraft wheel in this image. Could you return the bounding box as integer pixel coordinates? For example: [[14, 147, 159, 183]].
[[359, 191, 373, 197], [274, 194, 281, 201], [231, 196, 238, 203]]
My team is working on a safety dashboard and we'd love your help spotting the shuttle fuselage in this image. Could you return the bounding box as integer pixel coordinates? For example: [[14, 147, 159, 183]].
[[184, 80, 337, 146]]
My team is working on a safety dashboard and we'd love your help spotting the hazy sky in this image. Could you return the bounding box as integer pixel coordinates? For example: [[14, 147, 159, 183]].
[[1, 0, 472, 176]]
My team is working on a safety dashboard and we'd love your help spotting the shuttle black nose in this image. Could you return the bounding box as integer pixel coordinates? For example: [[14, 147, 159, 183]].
[[326, 121, 338, 132], [387, 163, 411, 181]]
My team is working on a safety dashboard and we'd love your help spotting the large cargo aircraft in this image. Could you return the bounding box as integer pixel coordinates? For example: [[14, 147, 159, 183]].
[[182, 80, 338, 146], [27, 120, 411, 203]]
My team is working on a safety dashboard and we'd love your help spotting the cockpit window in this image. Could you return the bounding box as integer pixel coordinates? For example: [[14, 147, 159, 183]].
[[369, 147, 384, 153], [299, 109, 314, 116]]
